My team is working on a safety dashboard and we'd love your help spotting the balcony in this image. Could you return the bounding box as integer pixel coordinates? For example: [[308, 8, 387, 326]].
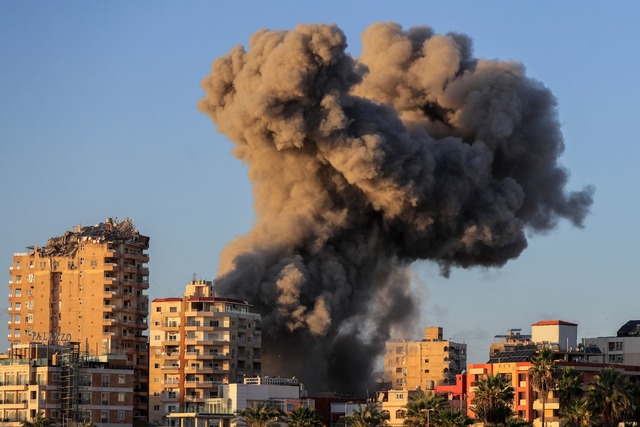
[[161, 364, 180, 371], [103, 262, 118, 271], [533, 398, 559, 410]]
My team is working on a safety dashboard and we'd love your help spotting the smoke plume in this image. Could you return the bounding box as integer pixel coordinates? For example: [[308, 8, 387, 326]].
[[198, 22, 593, 393]]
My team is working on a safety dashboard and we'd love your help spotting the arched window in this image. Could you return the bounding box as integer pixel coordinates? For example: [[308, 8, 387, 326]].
[[396, 410, 406, 419]]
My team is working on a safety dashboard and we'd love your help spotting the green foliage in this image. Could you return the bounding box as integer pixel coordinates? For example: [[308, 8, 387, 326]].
[[529, 347, 557, 427], [344, 403, 389, 427], [587, 368, 634, 427], [470, 374, 515, 425], [556, 367, 583, 405], [560, 396, 593, 427], [237, 401, 283, 427], [432, 407, 473, 427], [403, 392, 448, 427], [285, 407, 325, 427], [503, 418, 533, 427], [20, 412, 54, 427]]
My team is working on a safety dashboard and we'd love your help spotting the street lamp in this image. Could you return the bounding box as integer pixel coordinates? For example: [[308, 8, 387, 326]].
[[423, 408, 434, 427]]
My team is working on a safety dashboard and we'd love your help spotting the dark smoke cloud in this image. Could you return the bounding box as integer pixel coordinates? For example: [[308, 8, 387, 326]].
[[198, 22, 593, 393]]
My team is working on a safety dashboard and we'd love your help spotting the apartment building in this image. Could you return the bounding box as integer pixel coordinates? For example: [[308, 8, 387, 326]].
[[0, 342, 134, 426], [7, 218, 150, 423], [583, 320, 640, 365], [490, 328, 535, 357], [148, 280, 262, 426], [383, 327, 466, 390]]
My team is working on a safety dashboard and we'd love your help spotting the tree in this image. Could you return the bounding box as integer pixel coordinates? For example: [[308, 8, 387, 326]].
[[587, 368, 634, 427], [285, 407, 325, 427], [432, 407, 473, 427], [470, 374, 514, 426], [20, 412, 54, 427], [503, 418, 533, 427], [344, 403, 389, 427], [560, 397, 592, 427], [529, 347, 557, 427], [555, 367, 583, 406], [403, 391, 447, 427], [237, 401, 283, 427]]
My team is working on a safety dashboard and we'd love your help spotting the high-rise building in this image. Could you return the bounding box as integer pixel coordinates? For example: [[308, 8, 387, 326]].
[[7, 218, 150, 423], [383, 326, 467, 390], [148, 280, 262, 426]]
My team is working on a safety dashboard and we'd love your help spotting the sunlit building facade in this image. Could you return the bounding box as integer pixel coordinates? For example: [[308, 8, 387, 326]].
[[383, 327, 467, 390], [148, 280, 262, 426], [7, 218, 150, 423]]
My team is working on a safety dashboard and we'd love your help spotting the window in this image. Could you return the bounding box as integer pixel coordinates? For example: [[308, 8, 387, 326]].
[[16, 261, 21, 269], [101, 411, 109, 423], [395, 393, 404, 399], [154, 405, 160, 411], [79, 257, 85, 265], [27, 274, 34, 283], [29, 261, 34, 269], [27, 314, 33, 323], [118, 411, 125, 421], [91, 259, 97, 266], [118, 375, 126, 384], [396, 410, 406, 419], [169, 306, 177, 312], [14, 329, 20, 337], [118, 392, 125, 402], [15, 289, 21, 297]]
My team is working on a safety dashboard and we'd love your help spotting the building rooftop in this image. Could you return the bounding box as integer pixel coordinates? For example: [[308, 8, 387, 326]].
[[531, 320, 578, 327], [35, 217, 148, 257], [487, 348, 537, 363], [617, 320, 640, 337]]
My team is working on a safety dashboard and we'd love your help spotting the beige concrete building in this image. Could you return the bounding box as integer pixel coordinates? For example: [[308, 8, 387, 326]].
[[0, 342, 134, 426], [7, 218, 150, 423], [383, 327, 466, 390], [490, 328, 536, 357], [148, 280, 262, 426]]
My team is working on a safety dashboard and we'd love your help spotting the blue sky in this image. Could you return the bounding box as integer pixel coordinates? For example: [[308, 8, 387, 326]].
[[1, 1, 639, 366]]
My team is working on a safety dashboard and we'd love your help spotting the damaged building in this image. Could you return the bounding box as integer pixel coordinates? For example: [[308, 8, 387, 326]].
[[7, 217, 150, 424]]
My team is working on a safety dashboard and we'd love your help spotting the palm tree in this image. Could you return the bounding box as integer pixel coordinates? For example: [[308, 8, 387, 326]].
[[556, 367, 583, 406], [21, 412, 54, 427], [504, 418, 533, 427], [237, 401, 283, 427], [285, 407, 325, 427], [344, 402, 389, 427], [403, 391, 447, 427], [560, 396, 592, 427], [432, 407, 473, 427], [587, 368, 633, 427], [529, 347, 556, 427], [470, 374, 514, 425]]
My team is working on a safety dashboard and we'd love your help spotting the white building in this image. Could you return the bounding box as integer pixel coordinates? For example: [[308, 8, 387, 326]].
[[531, 320, 577, 351], [166, 378, 312, 427], [582, 320, 640, 365]]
